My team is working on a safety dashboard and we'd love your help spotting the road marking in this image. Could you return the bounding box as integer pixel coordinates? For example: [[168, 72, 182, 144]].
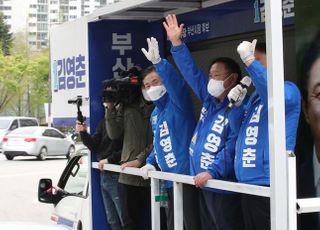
[[0, 171, 60, 178]]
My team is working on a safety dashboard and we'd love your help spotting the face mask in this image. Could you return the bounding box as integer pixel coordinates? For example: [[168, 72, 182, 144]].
[[142, 88, 151, 101], [103, 102, 108, 108], [207, 74, 232, 98], [145, 85, 167, 101]]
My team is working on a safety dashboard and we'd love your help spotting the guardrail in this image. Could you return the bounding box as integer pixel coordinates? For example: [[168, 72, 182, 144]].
[[91, 154, 320, 230]]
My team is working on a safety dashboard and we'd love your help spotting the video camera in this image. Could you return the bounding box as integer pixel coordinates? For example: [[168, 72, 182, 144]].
[[102, 67, 142, 105]]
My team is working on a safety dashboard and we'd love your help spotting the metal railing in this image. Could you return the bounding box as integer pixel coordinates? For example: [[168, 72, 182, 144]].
[[92, 153, 320, 230]]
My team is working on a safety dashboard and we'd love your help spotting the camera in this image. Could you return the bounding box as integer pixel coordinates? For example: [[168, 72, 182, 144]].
[[68, 95, 87, 124], [68, 95, 83, 107], [102, 67, 142, 105]]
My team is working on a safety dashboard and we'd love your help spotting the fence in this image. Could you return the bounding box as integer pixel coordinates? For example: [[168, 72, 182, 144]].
[[91, 151, 320, 230]]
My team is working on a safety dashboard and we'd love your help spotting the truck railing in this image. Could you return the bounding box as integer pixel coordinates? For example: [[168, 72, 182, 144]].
[[92, 153, 320, 230]]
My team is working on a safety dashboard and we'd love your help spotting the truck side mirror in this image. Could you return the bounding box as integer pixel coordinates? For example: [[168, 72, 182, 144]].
[[38, 178, 54, 204]]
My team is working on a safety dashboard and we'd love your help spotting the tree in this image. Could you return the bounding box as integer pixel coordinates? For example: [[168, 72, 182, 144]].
[[28, 50, 49, 117], [2, 50, 49, 117], [0, 13, 13, 55], [0, 52, 31, 113]]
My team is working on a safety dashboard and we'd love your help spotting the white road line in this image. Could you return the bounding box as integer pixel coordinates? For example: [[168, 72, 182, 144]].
[[0, 171, 60, 178]]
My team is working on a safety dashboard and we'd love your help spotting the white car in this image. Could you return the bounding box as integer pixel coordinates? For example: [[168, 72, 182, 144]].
[[38, 148, 90, 230], [0, 116, 39, 152], [2, 126, 75, 160]]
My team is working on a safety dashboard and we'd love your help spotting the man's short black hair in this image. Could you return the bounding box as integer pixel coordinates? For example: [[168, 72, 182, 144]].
[[255, 42, 267, 54], [141, 65, 156, 80], [209, 57, 242, 84], [300, 32, 320, 101]]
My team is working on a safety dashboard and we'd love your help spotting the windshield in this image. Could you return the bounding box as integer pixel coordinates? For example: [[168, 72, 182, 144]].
[[0, 119, 11, 129]]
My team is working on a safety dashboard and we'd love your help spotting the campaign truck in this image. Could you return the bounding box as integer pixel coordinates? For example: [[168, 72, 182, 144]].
[[47, 1, 319, 230]]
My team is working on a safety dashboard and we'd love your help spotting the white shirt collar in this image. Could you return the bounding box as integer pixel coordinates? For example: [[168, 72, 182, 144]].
[[313, 146, 320, 187]]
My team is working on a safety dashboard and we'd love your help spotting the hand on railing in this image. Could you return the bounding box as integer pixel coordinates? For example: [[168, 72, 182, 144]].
[[193, 172, 213, 188], [120, 159, 141, 170], [140, 164, 156, 179]]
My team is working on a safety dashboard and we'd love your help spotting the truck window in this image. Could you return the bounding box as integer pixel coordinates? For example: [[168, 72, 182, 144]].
[[63, 155, 88, 195]]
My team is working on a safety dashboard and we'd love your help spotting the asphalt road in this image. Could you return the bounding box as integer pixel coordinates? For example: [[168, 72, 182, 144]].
[[0, 154, 68, 224]]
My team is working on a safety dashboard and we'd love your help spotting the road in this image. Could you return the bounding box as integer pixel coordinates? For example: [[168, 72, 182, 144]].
[[0, 154, 68, 224]]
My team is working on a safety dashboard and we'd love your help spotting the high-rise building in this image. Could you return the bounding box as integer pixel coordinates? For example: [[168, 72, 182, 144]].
[[0, 0, 109, 51]]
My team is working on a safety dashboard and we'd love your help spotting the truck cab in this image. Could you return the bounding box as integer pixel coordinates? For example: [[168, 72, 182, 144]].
[[38, 148, 90, 230]]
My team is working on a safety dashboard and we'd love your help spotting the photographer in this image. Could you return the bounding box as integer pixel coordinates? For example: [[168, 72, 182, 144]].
[[104, 67, 154, 230], [75, 102, 130, 230]]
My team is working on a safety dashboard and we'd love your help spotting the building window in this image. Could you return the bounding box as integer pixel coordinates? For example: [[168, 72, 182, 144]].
[[29, 41, 36, 45], [50, 10, 58, 13], [29, 4, 37, 9], [70, 6, 76, 10], [4, 15, 11, 19], [37, 32, 47, 40], [50, 0, 58, 4], [3, 6, 11, 10], [38, 0, 48, 3], [29, 13, 37, 17], [28, 23, 36, 27], [37, 14, 48, 22], [38, 5, 48, 12], [37, 23, 48, 31], [29, 32, 36, 36]]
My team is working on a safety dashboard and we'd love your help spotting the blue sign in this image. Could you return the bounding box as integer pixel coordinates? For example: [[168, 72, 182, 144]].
[[176, 0, 294, 44]]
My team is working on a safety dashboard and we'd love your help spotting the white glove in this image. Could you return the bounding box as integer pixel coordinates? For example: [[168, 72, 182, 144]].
[[237, 39, 257, 63], [140, 164, 156, 180], [228, 84, 247, 107], [141, 37, 161, 64]]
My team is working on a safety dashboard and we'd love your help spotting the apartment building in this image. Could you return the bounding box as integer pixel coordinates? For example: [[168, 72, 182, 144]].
[[0, 0, 109, 51]]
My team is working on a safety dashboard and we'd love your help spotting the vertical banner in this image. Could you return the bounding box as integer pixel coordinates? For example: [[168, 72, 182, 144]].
[[50, 17, 90, 127], [88, 19, 164, 230], [295, 1, 320, 230]]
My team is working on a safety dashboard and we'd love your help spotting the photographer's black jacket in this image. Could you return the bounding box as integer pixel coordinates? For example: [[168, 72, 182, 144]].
[[80, 119, 122, 163]]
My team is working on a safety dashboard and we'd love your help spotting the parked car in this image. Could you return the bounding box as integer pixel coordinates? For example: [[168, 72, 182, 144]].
[[38, 148, 90, 230], [0, 116, 39, 152], [2, 126, 75, 161]]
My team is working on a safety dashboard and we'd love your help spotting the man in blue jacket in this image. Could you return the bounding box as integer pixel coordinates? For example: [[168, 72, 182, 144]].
[[140, 37, 201, 230], [162, 15, 245, 230], [228, 40, 301, 230]]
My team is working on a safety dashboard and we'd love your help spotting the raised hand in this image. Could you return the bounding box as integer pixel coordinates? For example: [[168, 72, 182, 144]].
[[237, 39, 257, 65], [141, 37, 161, 64], [163, 14, 184, 46]]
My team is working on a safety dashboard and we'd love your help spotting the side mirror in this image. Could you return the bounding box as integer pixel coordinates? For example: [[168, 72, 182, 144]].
[[38, 178, 54, 203]]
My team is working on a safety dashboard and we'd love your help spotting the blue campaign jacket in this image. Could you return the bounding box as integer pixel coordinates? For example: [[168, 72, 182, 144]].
[[170, 43, 246, 192], [234, 60, 301, 185], [146, 59, 196, 185]]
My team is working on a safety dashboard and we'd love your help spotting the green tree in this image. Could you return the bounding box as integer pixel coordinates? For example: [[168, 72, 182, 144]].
[[0, 13, 13, 55], [0, 52, 32, 113], [28, 50, 49, 117]]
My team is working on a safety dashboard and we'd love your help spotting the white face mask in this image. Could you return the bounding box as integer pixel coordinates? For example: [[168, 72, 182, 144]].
[[207, 74, 232, 98], [142, 88, 151, 101], [144, 85, 167, 101]]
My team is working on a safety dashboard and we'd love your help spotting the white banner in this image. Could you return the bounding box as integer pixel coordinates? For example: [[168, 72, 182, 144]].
[[50, 17, 90, 126]]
